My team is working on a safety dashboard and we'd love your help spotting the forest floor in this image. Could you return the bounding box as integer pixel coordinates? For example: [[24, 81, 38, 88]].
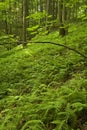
[[0, 22, 87, 130]]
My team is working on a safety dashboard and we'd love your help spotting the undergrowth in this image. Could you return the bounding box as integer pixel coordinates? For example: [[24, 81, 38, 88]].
[[0, 22, 87, 130]]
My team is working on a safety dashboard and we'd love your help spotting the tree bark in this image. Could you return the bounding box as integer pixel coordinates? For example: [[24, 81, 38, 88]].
[[22, 0, 27, 47], [58, 0, 68, 36]]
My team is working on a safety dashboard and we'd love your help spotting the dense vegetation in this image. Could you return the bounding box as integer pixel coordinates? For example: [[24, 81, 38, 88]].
[[0, 0, 87, 129], [0, 22, 87, 130]]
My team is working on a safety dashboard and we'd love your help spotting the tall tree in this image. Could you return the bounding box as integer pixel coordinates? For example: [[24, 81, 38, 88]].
[[0, 0, 87, 41], [22, 0, 27, 47]]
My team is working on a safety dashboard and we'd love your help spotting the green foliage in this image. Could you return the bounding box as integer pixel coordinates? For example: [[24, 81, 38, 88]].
[[0, 22, 87, 130], [26, 11, 47, 20], [27, 25, 39, 32], [0, 35, 17, 50]]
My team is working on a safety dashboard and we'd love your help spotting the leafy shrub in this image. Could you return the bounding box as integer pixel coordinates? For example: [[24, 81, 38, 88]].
[[0, 35, 17, 50]]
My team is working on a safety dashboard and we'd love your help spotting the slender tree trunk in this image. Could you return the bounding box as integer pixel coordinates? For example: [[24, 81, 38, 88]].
[[58, 0, 65, 36], [8, 0, 12, 34], [45, 0, 50, 33], [4, 11, 8, 34], [58, 0, 67, 36], [22, 0, 27, 47], [39, 0, 43, 25]]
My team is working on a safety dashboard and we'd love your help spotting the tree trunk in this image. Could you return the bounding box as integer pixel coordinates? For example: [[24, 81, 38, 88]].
[[58, 0, 68, 37], [22, 0, 27, 47]]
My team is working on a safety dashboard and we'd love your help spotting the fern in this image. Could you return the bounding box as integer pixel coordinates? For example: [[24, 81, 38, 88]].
[[21, 120, 45, 130]]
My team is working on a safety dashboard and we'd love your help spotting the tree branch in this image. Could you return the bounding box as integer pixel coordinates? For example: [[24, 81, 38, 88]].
[[28, 41, 87, 59], [0, 40, 87, 59]]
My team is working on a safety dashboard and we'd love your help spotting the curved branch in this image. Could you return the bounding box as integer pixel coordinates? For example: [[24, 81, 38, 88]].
[[28, 41, 87, 59], [1, 40, 87, 59]]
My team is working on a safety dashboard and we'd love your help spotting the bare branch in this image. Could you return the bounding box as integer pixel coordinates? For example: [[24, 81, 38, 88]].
[[28, 41, 87, 59], [1, 40, 87, 59]]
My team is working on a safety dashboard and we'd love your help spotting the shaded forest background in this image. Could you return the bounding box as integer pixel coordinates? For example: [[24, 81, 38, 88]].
[[0, 0, 87, 45]]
